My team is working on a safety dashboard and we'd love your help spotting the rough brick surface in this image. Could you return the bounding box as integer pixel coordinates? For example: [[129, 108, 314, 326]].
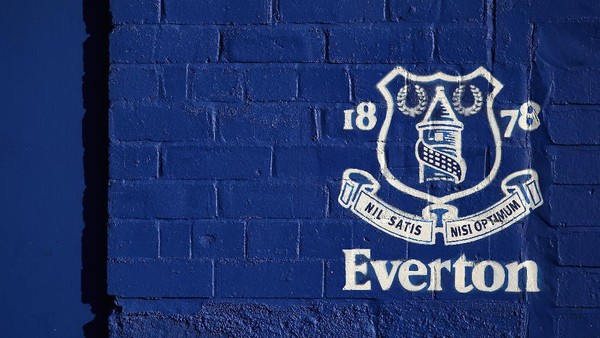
[[108, 0, 600, 336]]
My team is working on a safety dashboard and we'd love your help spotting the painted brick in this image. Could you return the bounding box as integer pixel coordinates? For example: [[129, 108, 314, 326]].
[[379, 302, 526, 337], [191, 66, 243, 102], [279, 0, 385, 23], [154, 26, 219, 63], [549, 146, 600, 184], [162, 145, 272, 179], [109, 65, 158, 101], [247, 220, 299, 259], [537, 23, 600, 69], [329, 26, 434, 63], [109, 302, 376, 337], [216, 261, 323, 297], [163, 0, 271, 24], [298, 66, 350, 102], [274, 145, 379, 179], [109, 143, 158, 179], [110, 25, 156, 63], [390, 0, 482, 22], [558, 230, 600, 267], [217, 104, 313, 143], [549, 185, 600, 226], [110, 103, 212, 142], [351, 65, 398, 103], [245, 65, 298, 102], [222, 28, 325, 63], [553, 68, 600, 104], [110, 0, 160, 24], [160, 65, 187, 101], [557, 269, 600, 307], [219, 181, 327, 218], [109, 260, 213, 297], [558, 312, 600, 338], [389, 0, 440, 22], [494, 11, 531, 64], [159, 221, 191, 258], [441, 0, 484, 22], [319, 104, 383, 144], [547, 106, 600, 145], [300, 220, 352, 258], [492, 63, 528, 104], [109, 180, 216, 219], [192, 221, 245, 259], [108, 220, 158, 258], [531, 0, 600, 21], [437, 25, 488, 64]]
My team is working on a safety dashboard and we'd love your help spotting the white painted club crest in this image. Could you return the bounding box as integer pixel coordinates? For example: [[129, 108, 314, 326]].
[[339, 67, 543, 245]]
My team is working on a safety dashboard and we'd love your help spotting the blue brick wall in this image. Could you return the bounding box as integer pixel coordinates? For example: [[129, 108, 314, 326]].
[[108, 0, 600, 336]]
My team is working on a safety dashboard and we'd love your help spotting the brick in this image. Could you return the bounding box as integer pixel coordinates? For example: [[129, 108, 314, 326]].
[[329, 26, 434, 63], [222, 28, 325, 63], [549, 146, 600, 184], [353, 222, 408, 258], [351, 65, 398, 103], [159, 221, 191, 258], [245, 65, 298, 102], [108, 220, 158, 258], [279, 0, 385, 23], [109, 260, 213, 297], [162, 145, 272, 179], [110, 103, 212, 142], [379, 302, 526, 337], [319, 104, 383, 144], [437, 25, 488, 64], [163, 0, 271, 24], [217, 103, 313, 143], [109, 302, 375, 337], [557, 268, 600, 307], [216, 261, 323, 297], [549, 186, 600, 226], [109, 180, 216, 219], [389, 0, 440, 22], [537, 23, 600, 69], [109, 143, 158, 179], [274, 145, 379, 179], [160, 65, 187, 101], [191, 66, 243, 102], [219, 181, 327, 218], [547, 106, 600, 145], [110, 0, 160, 24], [558, 312, 600, 338], [300, 220, 352, 258], [390, 0, 482, 22], [192, 221, 245, 259], [492, 64, 528, 104], [553, 68, 600, 104], [558, 231, 600, 267], [110, 65, 158, 101], [530, 0, 600, 21], [154, 26, 219, 63], [110, 25, 156, 63], [440, 0, 484, 22], [247, 220, 299, 259], [494, 17, 531, 64], [298, 66, 350, 102]]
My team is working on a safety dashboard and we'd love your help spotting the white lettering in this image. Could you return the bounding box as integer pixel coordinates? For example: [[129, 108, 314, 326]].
[[472, 260, 505, 292]]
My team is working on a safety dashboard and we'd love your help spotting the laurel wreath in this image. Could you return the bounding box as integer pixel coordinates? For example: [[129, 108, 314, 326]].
[[452, 85, 483, 116], [396, 84, 428, 117]]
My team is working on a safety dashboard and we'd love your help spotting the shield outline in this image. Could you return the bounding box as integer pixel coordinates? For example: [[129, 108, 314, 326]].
[[376, 66, 504, 205]]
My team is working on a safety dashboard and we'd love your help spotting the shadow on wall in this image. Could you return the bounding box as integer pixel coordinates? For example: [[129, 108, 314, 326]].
[[82, 0, 112, 336]]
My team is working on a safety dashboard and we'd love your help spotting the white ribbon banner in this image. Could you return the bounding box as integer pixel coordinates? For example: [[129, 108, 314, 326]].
[[338, 169, 543, 245]]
